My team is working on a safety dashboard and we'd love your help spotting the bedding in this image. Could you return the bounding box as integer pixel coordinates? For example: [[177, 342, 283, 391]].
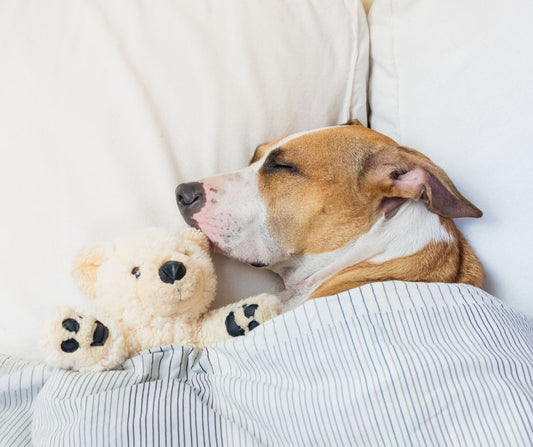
[[368, 0, 533, 317], [0, 0, 369, 360], [1, 281, 532, 446]]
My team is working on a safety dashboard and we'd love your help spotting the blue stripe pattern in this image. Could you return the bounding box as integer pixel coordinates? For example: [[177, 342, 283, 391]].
[[1, 281, 532, 446], [0, 357, 52, 446]]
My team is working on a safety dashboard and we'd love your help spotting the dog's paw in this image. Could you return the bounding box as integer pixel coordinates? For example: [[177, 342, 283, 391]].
[[42, 307, 127, 371], [225, 293, 282, 337]]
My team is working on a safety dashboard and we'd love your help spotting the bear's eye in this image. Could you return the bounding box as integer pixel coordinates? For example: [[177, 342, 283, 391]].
[[131, 267, 141, 278]]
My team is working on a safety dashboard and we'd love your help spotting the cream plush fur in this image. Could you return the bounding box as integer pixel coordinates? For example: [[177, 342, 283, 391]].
[[42, 228, 281, 371]]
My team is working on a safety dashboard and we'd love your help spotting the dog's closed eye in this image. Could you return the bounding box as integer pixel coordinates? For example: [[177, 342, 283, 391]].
[[263, 149, 299, 174]]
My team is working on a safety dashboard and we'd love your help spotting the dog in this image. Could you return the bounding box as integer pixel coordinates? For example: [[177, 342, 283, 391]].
[[176, 120, 483, 308]]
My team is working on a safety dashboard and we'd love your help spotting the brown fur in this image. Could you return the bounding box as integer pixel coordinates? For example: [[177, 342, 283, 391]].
[[311, 220, 483, 299], [253, 123, 484, 298]]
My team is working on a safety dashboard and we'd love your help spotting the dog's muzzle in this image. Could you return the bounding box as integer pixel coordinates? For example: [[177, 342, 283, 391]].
[[176, 182, 205, 226]]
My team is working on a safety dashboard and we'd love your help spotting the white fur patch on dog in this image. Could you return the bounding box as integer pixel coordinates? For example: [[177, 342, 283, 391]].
[[368, 200, 454, 263], [268, 125, 342, 151], [278, 201, 454, 310]]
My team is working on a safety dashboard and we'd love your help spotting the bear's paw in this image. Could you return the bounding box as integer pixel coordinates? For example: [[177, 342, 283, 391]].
[[42, 308, 127, 371], [225, 293, 281, 337]]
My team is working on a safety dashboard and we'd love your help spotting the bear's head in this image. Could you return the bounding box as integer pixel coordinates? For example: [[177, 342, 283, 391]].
[[72, 228, 216, 324]]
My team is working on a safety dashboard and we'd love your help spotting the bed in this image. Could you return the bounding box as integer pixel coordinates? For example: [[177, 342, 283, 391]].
[[1, 0, 533, 445], [2, 282, 532, 445]]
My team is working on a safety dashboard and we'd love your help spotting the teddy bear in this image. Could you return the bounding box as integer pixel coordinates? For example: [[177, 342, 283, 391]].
[[42, 227, 282, 371]]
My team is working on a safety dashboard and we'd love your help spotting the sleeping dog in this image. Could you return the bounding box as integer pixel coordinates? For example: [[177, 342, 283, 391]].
[[176, 121, 483, 308]]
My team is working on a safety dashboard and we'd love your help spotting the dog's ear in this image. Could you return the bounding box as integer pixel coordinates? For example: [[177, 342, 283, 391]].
[[370, 146, 482, 219], [250, 142, 270, 165], [343, 118, 364, 127], [71, 243, 111, 298]]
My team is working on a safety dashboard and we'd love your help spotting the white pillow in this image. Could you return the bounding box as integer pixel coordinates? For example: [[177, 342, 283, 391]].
[[368, 0, 533, 317], [0, 0, 369, 359]]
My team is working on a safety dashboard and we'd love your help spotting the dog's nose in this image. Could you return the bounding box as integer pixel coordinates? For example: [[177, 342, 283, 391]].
[[159, 261, 187, 284], [176, 182, 205, 213]]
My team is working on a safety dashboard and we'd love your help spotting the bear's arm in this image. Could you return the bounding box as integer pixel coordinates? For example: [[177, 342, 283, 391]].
[[191, 293, 282, 349]]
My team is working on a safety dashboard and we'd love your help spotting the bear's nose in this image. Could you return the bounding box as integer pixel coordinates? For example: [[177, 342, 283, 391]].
[[159, 261, 187, 284]]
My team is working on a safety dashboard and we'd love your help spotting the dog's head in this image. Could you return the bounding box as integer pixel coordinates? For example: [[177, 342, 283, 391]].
[[176, 122, 481, 271]]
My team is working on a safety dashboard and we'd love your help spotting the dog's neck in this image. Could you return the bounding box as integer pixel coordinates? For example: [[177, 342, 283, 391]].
[[272, 201, 455, 310]]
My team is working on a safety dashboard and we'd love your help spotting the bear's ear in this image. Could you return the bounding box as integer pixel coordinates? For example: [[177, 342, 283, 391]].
[[71, 243, 111, 298], [181, 228, 210, 253]]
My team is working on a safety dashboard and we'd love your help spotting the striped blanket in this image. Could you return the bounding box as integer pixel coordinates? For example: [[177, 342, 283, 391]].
[[1, 281, 532, 446]]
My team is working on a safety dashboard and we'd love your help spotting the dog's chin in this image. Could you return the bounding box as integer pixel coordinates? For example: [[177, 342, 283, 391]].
[[190, 218, 272, 268], [205, 236, 270, 268], [216, 244, 270, 268], [248, 261, 269, 268]]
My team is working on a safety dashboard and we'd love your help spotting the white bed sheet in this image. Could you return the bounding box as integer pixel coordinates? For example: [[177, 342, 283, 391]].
[[1, 281, 532, 446], [0, 0, 369, 360], [368, 0, 533, 317]]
